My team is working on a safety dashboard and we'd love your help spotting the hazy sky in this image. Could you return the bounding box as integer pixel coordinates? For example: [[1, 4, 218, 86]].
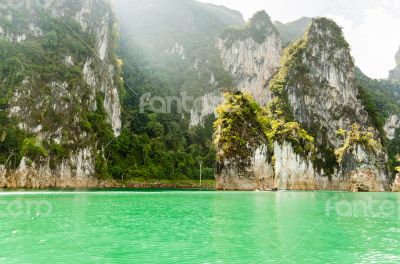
[[198, 0, 400, 79]]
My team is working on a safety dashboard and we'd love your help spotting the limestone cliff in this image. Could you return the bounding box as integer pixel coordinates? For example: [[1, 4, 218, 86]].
[[284, 18, 371, 148], [115, 0, 244, 128], [0, 0, 122, 188], [217, 11, 282, 106], [215, 18, 389, 191], [214, 92, 270, 190], [189, 11, 285, 127], [384, 114, 400, 140], [191, 11, 283, 128], [392, 173, 400, 192]]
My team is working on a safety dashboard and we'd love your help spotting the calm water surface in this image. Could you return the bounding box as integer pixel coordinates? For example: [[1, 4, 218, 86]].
[[1, 190, 400, 263]]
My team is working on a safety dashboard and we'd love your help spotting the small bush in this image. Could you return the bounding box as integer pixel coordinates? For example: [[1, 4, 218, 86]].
[[20, 137, 48, 160]]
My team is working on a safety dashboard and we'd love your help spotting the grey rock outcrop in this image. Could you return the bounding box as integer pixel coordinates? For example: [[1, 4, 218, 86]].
[[384, 114, 400, 140], [392, 173, 400, 192], [215, 18, 389, 191], [0, 0, 122, 188], [217, 11, 282, 106]]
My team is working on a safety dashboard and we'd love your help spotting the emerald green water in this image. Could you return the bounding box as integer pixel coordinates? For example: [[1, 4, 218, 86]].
[[1, 191, 400, 263]]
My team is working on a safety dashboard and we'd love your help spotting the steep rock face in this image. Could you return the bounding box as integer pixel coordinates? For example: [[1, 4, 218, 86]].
[[392, 173, 400, 192], [215, 18, 389, 191], [0, 0, 122, 188], [214, 92, 317, 191], [1, 151, 95, 188], [389, 46, 400, 80], [116, 0, 244, 128], [337, 145, 387, 191], [0, 165, 6, 188], [217, 11, 282, 106], [276, 19, 389, 191], [53, 0, 122, 135], [191, 11, 284, 127], [214, 92, 272, 190], [285, 18, 369, 147], [216, 128, 388, 192], [216, 145, 274, 190], [273, 142, 321, 190], [354, 68, 400, 178], [282, 18, 388, 190], [189, 93, 223, 127], [390, 67, 400, 80], [384, 114, 400, 140], [216, 140, 386, 191], [216, 139, 325, 191]]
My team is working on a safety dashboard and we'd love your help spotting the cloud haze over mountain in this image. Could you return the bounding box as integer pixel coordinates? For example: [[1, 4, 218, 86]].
[[199, 0, 400, 79]]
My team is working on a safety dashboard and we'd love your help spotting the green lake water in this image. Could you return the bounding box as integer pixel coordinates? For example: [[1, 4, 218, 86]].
[[1, 190, 400, 263]]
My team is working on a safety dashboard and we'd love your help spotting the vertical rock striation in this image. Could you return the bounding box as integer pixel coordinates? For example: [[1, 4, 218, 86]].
[[285, 18, 369, 147], [281, 18, 388, 191], [384, 114, 400, 140], [215, 17, 389, 191], [392, 172, 400, 192], [0, 0, 122, 188], [217, 11, 282, 106]]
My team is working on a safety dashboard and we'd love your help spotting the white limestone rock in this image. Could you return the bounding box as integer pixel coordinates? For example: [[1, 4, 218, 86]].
[[384, 114, 400, 140], [217, 15, 282, 106], [190, 93, 223, 127]]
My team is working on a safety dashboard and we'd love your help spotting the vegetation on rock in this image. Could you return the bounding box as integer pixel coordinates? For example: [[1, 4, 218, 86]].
[[20, 137, 49, 160], [268, 37, 307, 120], [355, 68, 400, 175], [103, 0, 248, 181], [0, 9, 95, 167], [307, 17, 351, 51], [220, 11, 277, 48], [0, 0, 124, 180], [1, 0, 398, 188], [214, 92, 265, 164], [335, 124, 381, 164], [214, 91, 315, 171]]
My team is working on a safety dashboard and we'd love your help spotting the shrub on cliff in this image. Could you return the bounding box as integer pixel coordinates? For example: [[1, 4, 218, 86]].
[[214, 91, 315, 165], [20, 137, 48, 160], [214, 92, 265, 163], [335, 124, 381, 163]]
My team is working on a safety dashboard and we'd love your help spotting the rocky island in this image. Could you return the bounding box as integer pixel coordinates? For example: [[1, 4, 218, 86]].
[[1, 0, 400, 192]]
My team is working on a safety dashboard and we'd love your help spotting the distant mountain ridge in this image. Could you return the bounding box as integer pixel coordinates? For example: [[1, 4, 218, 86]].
[[274, 17, 312, 44]]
